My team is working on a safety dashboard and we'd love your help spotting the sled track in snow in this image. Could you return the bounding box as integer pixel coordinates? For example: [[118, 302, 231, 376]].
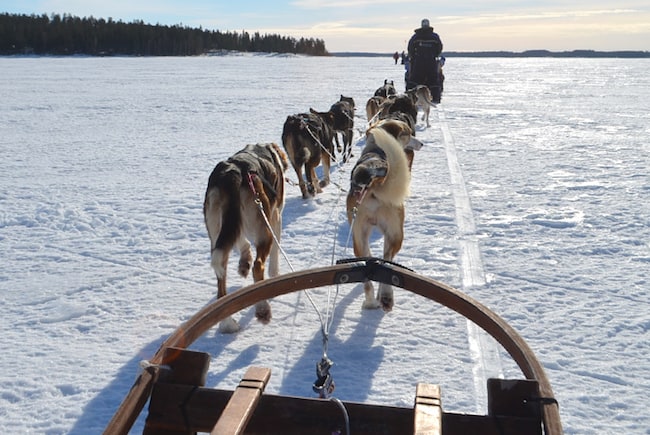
[[437, 107, 504, 413]]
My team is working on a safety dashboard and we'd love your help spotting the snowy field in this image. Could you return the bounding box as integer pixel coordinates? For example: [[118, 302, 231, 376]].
[[1, 54, 648, 434]]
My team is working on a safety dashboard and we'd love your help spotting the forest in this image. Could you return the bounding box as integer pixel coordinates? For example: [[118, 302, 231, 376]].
[[0, 13, 330, 56]]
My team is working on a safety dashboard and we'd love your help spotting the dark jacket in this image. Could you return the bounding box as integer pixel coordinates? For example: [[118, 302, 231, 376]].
[[407, 27, 443, 58]]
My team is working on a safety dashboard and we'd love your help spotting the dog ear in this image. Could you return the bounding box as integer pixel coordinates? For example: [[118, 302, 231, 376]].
[[405, 136, 423, 151], [364, 129, 376, 145]]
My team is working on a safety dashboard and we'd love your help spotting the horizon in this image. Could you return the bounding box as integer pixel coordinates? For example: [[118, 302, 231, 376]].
[[2, 1, 649, 53], [329, 48, 650, 55]]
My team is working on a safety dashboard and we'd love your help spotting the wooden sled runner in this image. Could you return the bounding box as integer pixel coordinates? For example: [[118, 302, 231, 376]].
[[104, 258, 562, 435]]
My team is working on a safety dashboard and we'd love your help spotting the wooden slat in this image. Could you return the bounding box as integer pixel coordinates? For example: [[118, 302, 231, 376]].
[[486, 378, 542, 435], [488, 378, 542, 420], [414, 383, 442, 435], [210, 367, 271, 435], [157, 347, 211, 386], [144, 347, 211, 435], [136, 381, 545, 435], [138, 384, 411, 434], [443, 413, 545, 435]]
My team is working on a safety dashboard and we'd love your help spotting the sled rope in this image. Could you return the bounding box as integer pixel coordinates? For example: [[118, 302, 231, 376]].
[[247, 172, 338, 357], [367, 109, 381, 126], [342, 110, 354, 123], [330, 396, 351, 435], [247, 169, 350, 406], [246, 148, 355, 418], [251, 191, 335, 356], [247, 173, 296, 273], [344, 186, 369, 253], [138, 360, 171, 372], [253, 190, 340, 399], [344, 208, 357, 253], [301, 118, 338, 164]]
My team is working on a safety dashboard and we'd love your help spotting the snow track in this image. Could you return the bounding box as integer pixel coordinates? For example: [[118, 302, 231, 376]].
[[2, 56, 648, 434], [437, 108, 503, 413]]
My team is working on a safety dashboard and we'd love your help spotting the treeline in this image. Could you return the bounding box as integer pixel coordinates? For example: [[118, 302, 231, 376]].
[[0, 13, 329, 56]]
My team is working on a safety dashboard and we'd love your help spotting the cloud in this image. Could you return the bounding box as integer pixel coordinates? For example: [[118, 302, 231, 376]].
[[291, 0, 416, 8], [439, 8, 640, 25]]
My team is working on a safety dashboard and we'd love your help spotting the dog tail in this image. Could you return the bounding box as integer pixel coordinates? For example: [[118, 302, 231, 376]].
[[204, 161, 243, 252], [367, 128, 411, 204], [282, 124, 311, 165]]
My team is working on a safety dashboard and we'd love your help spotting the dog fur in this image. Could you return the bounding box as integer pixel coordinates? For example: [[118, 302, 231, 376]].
[[406, 85, 435, 127], [377, 94, 418, 132], [282, 112, 335, 199], [374, 79, 397, 98], [346, 126, 411, 311], [331, 95, 356, 163], [310, 94, 356, 163], [371, 118, 423, 171], [365, 95, 385, 125], [203, 142, 288, 333]]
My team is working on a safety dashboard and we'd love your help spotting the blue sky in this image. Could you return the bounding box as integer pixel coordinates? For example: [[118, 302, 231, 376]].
[[3, 1, 649, 52]]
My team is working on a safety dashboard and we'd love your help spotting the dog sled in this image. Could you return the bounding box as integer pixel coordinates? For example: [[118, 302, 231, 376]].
[[405, 56, 445, 104], [104, 258, 562, 435]]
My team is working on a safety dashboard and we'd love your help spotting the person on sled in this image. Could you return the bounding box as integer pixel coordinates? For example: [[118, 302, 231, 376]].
[[406, 18, 444, 103]]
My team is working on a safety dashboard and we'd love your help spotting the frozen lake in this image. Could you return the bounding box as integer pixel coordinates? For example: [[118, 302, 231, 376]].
[[1, 54, 649, 434]]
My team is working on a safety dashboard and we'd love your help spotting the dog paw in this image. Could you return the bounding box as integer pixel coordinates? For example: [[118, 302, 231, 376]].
[[378, 286, 394, 312], [362, 298, 381, 310], [238, 259, 251, 278], [255, 301, 272, 324], [218, 317, 240, 334], [380, 296, 394, 312]]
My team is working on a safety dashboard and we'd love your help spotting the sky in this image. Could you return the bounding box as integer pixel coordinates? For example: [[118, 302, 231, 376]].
[[3, 0, 650, 53]]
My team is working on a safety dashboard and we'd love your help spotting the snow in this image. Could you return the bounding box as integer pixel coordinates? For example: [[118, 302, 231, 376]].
[[1, 54, 649, 434]]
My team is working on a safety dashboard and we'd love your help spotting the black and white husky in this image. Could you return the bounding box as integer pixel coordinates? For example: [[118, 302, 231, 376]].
[[203, 142, 288, 333]]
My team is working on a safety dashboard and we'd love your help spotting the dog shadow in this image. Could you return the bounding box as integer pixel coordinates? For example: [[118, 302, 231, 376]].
[[192, 306, 262, 385], [74, 284, 385, 433], [68, 336, 167, 434], [159, 283, 384, 405], [277, 283, 384, 403], [70, 292, 264, 433], [281, 194, 318, 228]]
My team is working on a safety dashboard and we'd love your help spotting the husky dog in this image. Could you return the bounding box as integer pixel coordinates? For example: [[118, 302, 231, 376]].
[[406, 85, 435, 127], [331, 95, 356, 162], [282, 112, 335, 199], [374, 79, 397, 98], [377, 93, 418, 133], [346, 126, 411, 311], [203, 142, 288, 333], [365, 95, 385, 125], [310, 94, 356, 163]]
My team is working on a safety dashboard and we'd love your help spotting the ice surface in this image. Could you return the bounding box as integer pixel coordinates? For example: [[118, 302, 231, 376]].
[[1, 55, 648, 434]]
